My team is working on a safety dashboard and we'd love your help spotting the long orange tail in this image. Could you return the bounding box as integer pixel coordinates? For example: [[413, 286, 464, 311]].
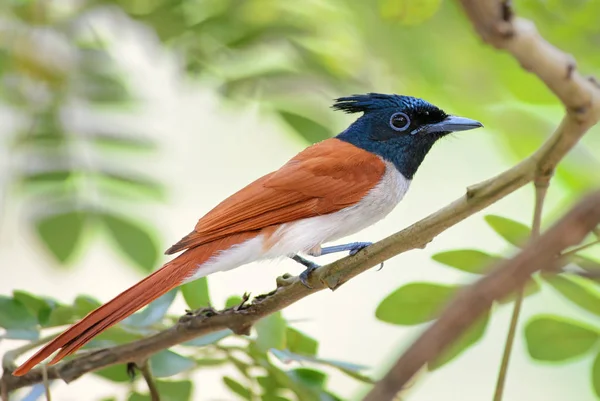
[[12, 232, 255, 376]]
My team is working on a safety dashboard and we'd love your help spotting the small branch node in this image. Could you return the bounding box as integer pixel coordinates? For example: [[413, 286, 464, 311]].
[[566, 58, 577, 80], [501, 0, 514, 22]]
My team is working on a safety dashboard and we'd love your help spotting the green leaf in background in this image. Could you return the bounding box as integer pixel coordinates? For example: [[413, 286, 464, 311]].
[[432, 249, 503, 274], [545, 274, 600, 316], [286, 327, 318, 356], [378, 0, 443, 25], [182, 329, 232, 347], [484, 215, 531, 248], [98, 171, 164, 200], [47, 305, 77, 327], [149, 350, 196, 377], [429, 311, 490, 370], [124, 288, 178, 327], [255, 312, 287, 352], [525, 315, 599, 362], [376, 282, 459, 325], [278, 111, 332, 144], [574, 255, 600, 272], [87, 325, 143, 348], [181, 277, 210, 309], [90, 132, 156, 153], [35, 210, 86, 264], [226, 295, 243, 308], [0, 296, 38, 329], [100, 213, 159, 273], [128, 380, 192, 401], [12, 290, 56, 325], [593, 352, 600, 398], [95, 364, 131, 382], [223, 376, 252, 400], [288, 367, 326, 389], [1, 328, 40, 340], [73, 295, 102, 317]]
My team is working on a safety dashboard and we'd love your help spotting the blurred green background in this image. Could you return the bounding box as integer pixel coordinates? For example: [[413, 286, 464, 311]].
[[1, 0, 599, 400]]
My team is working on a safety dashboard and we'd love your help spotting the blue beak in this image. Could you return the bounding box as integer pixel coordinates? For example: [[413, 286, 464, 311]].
[[414, 115, 483, 135]]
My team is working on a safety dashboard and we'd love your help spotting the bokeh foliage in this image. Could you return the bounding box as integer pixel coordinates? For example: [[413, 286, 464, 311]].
[[1, 0, 600, 400]]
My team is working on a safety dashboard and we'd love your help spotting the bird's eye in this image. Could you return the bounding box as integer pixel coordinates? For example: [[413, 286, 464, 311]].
[[389, 112, 410, 131]]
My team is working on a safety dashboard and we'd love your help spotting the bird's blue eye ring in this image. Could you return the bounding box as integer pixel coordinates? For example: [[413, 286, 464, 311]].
[[389, 112, 411, 132]]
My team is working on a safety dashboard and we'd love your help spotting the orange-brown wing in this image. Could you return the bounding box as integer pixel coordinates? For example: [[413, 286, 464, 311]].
[[165, 138, 385, 254]]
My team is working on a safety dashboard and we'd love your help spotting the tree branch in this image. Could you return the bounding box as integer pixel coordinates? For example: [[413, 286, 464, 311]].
[[3, 0, 600, 395], [363, 189, 600, 401]]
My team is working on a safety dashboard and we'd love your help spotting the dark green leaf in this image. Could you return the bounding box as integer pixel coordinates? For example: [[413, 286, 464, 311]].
[[592, 351, 600, 398], [376, 282, 459, 325], [35, 210, 86, 264], [288, 368, 326, 389], [21, 170, 73, 186], [225, 295, 243, 308], [124, 289, 177, 327], [432, 249, 503, 274], [255, 312, 287, 352], [546, 274, 600, 316], [149, 350, 195, 377], [181, 277, 210, 309], [223, 376, 252, 400], [525, 315, 599, 361], [95, 364, 131, 382], [484, 215, 531, 247], [182, 329, 232, 347], [286, 327, 318, 356], [278, 111, 332, 144], [429, 311, 489, 369], [100, 213, 159, 273], [0, 296, 38, 329]]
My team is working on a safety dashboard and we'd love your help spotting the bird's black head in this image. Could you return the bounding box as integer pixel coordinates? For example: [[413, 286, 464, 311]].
[[334, 93, 482, 179]]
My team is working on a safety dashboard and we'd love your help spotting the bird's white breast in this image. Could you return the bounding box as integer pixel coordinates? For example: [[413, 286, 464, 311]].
[[185, 161, 410, 282]]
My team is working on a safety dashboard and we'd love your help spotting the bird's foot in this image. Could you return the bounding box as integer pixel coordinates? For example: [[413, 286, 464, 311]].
[[319, 241, 384, 270], [290, 254, 321, 289]]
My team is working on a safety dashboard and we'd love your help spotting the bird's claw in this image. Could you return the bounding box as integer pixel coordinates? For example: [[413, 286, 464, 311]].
[[348, 242, 373, 256], [299, 266, 318, 289]]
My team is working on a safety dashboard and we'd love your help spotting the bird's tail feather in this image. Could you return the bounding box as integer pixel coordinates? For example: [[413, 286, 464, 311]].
[[12, 232, 256, 376]]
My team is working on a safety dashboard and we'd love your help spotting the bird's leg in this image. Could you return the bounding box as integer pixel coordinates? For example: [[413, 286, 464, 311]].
[[289, 254, 320, 289], [312, 242, 384, 270]]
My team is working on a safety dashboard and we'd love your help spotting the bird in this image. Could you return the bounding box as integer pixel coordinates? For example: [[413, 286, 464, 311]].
[[12, 93, 482, 376]]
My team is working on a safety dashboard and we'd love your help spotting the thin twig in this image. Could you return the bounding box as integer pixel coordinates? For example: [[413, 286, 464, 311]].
[[138, 362, 160, 401], [41, 365, 51, 401], [561, 239, 600, 258]]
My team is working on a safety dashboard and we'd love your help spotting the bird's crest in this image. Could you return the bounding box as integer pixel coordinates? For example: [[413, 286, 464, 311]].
[[332, 93, 426, 114]]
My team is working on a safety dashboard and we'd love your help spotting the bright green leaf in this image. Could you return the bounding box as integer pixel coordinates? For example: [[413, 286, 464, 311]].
[[432, 250, 503, 274], [278, 111, 332, 144], [484, 215, 531, 247], [592, 352, 600, 398], [525, 315, 599, 361], [546, 274, 600, 316], [100, 213, 159, 273], [226, 296, 243, 308], [181, 278, 210, 309], [288, 368, 326, 389], [379, 0, 443, 25], [286, 327, 318, 356], [35, 210, 86, 264], [255, 312, 287, 352], [429, 311, 489, 369], [376, 282, 459, 325], [149, 350, 195, 377], [0, 296, 38, 329], [223, 376, 252, 400], [182, 329, 232, 347], [124, 289, 177, 327]]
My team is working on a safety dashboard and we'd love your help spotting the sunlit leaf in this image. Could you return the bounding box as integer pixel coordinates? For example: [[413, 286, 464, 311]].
[[100, 213, 159, 273], [223, 376, 252, 400], [225, 295, 243, 308], [379, 0, 443, 25], [287, 368, 326, 389], [432, 249, 502, 274], [255, 312, 286, 352], [0, 296, 38, 329], [278, 111, 332, 144], [149, 350, 196, 377], [286, 327, 318, 356], [484, 215, 531, 247], [545, 274, 600, 316], [181, 277, 210, 309], [376, 282, 459, 325], [593, 351, 600, 398], [35, 210, 87, 264], [525, 315, 599, 361]]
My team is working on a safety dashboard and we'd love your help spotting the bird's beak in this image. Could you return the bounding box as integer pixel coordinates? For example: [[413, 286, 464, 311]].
[[416, 115, 483, 135]]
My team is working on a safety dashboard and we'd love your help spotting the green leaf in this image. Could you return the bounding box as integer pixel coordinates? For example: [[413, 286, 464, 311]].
[[124, 289, 177, 327], [47, 305, 77, 327], [278, 111, 332, 144], [149, 350, 195, 377], [181, 278, 210, 309], [288, 368, 326, 389], [286, 327, 318, 356], [429, 311, 489, 369], [255, 312, 287, 352], [95, 364, 131, 382], [592, 351, 600, 398], [525, 315, 599, 361], [574, 255, 600, 272], [376, 282, 459, 325], [0, 296, 38, 329], [182, 329, 232, 347], [378, 0, 443, 25], [484, 215, 531, 247], [432, 250, 503, 274], [223, 376, 252, 400], [225, 295, 243, 308], [90, 133, 156, 153], [12, 291, 53, 318], [546, 274, 600, 316], [21, 170, 73, 186], [88, 326, 143, 348], [100, 213, 159, 273], [35, 210, 86, 264], [73, 295, 101, 317], [128, 380, 192, 401], [1, 328, 40, 340], [98, 171, 164, 200]]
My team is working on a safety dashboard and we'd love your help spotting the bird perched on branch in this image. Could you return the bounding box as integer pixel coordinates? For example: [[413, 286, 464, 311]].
[[13, 93, 482, 376]]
